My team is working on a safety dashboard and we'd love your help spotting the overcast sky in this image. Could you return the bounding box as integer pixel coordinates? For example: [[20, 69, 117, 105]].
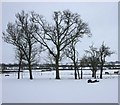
[[1, 2, 118, 64]]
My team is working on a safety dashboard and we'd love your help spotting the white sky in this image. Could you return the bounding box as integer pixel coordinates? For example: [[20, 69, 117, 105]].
[[1, 2, 118, 64]]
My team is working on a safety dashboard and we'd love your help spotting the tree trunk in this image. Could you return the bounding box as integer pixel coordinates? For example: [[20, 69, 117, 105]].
[[92, 69, 95, 78], [55, 58, 60, 79], [18, 60, 22, 79], [18, 56, 22, 79], [81, 67, 83, 79], [100, 63, 103, 79], [100, 57, 105, 79], [74, 61, 77, 79], [18, 66, 20, 79], [77, 68, 80, 79], [74, 69, 77, 79], [92, 67, 97, 79], [77, 70, 80, 79], [28, 61, 33, 80], [94, 71, 96, 79]]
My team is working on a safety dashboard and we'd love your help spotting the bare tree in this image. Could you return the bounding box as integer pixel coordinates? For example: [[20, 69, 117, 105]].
[[99, 42, 114, 79], [80, 55, 88, 79], [31, 10, 91, 79], [15, 48, 24, 79], [3, 11, 38, 79], [85, 45, 100, 79], [64, 41, 80, 79]]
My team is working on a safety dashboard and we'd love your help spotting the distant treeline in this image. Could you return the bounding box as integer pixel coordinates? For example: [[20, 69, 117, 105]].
[[1, 61, 120, 71]]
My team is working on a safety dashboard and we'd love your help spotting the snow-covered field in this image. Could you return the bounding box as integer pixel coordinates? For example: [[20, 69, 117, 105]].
[[1, 70, 119, 103]]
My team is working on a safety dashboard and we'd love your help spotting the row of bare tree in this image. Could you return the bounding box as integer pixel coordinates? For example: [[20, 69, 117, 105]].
[[80, 43, 114, 79], [3, 10, 114, 80]]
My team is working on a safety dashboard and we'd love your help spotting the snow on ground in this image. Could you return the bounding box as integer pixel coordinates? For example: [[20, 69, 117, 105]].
[[2, 70, 118, 103]]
